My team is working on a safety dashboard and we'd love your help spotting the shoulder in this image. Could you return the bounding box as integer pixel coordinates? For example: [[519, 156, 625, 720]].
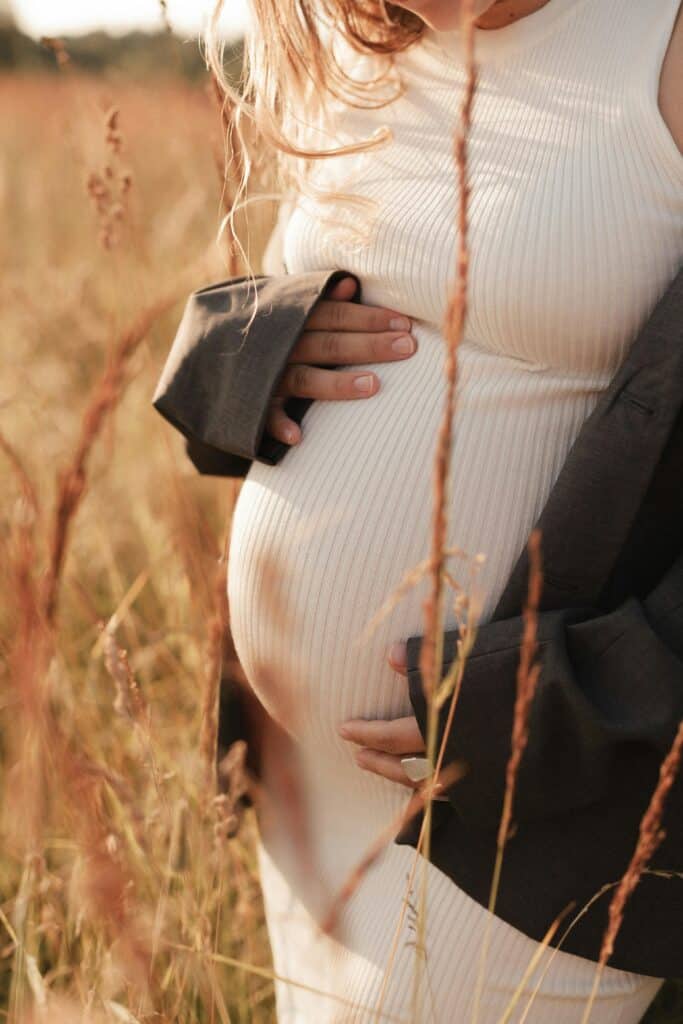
[[658, 0, 683, 158]]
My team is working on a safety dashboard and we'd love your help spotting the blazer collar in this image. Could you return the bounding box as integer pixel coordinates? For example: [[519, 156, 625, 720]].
[[493, 263, 683, 619]]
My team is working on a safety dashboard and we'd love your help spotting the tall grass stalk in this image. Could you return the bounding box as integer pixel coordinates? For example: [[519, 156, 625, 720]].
[[579, 719, 683, 1024], [412, 1, 476, 1017], [470, 527, 543, 1024], [42, 292, 181, 628]]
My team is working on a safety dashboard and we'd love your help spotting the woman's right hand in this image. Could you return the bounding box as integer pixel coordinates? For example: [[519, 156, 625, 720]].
[[265, 276, 418, 446]]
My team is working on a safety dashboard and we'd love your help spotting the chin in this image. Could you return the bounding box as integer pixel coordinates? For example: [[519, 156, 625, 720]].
[[394, 0, 494, 31]]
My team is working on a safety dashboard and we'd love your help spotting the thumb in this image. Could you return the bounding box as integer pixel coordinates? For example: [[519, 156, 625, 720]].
[[388, 641, 408, 675], [326, 275, 358, 301]]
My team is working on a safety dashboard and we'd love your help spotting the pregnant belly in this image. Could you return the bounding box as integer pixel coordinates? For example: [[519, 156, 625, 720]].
[[227, 327, 605, 748], [227, 344, 440, 745]]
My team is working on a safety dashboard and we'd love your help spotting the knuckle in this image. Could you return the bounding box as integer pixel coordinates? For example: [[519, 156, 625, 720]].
[[291, 365, 311, 395], [322, 332, 341, 360], [384, 735, 399, 755], [328, 303, 346, 330]]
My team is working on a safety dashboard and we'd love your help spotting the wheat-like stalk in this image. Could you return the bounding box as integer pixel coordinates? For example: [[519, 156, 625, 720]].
[[579, 718, 683, 1023], [42, 292, 180, 628], [199, 550, 229, 791], [470, 530, 543, 1024], [410, 2, 477, 1017], [321, 760, 464, 938]]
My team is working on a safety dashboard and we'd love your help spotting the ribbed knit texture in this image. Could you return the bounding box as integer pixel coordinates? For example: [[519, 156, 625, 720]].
[[227, 0, 682, 1019]]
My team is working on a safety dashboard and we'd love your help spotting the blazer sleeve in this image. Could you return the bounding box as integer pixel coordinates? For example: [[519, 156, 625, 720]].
[[152, 269, 362, 478], [405, 547, 683, 830]]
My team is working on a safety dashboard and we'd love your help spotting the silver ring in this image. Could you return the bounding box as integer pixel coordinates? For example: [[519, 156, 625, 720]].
[[400, 756, 433, 783]]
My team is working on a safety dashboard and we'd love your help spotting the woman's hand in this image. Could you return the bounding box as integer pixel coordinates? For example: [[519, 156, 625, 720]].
[[337, 641, 428, 788], [264, 276, 418, 446]]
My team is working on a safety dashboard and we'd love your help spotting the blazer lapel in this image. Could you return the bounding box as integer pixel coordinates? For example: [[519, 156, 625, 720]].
[[493, 263, 683, 620]]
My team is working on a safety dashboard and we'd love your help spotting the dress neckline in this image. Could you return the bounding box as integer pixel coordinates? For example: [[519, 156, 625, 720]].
[[421, 0, 590, 63]]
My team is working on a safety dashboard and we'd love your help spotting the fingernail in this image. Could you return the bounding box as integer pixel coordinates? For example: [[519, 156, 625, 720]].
[[390, 317, 411, 331], [337, 724, 350, 738], [391, 335, 415, 355], [284, 428, 298, 443], [355, 751, 368, 767], [354, 374, 375, 393], [389, 641, 407, 663]]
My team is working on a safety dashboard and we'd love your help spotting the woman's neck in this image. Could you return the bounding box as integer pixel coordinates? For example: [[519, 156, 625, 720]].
[[475, 0, 552, 30]]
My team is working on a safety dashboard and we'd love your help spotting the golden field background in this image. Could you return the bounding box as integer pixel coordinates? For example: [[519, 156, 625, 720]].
[[1, 48, 681, 1024], [0, 64, 278, 1022]]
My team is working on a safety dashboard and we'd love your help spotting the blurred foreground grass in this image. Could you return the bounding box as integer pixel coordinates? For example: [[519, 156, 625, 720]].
[[0, 68, 277, 1022]]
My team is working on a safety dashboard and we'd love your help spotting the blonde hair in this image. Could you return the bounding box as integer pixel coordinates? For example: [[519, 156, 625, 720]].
[[204, 0, 427, 277]]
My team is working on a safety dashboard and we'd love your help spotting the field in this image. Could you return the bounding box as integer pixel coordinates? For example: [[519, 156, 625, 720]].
[[0, 62, 681, 1024], [0, 68, 277, 1022]]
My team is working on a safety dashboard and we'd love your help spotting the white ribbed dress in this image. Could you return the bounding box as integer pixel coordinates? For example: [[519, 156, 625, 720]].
[[227, 0, 683, 1020]]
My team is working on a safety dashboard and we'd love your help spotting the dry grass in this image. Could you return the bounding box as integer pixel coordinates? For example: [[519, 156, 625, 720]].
[[0, 67, 277, 1022]]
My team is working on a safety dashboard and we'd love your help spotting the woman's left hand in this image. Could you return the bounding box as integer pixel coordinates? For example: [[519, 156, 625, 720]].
[[337, 641, 426, 787]]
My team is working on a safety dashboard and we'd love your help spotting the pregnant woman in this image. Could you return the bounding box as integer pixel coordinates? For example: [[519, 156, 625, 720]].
[[206, 0, 683, 1020]]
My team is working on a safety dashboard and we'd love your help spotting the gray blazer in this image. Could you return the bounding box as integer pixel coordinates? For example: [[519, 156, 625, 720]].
[[153, 263, 683, 977]]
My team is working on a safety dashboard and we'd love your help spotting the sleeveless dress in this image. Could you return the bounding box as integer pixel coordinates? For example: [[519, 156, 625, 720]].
[[227, 0, 683, 1019]]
